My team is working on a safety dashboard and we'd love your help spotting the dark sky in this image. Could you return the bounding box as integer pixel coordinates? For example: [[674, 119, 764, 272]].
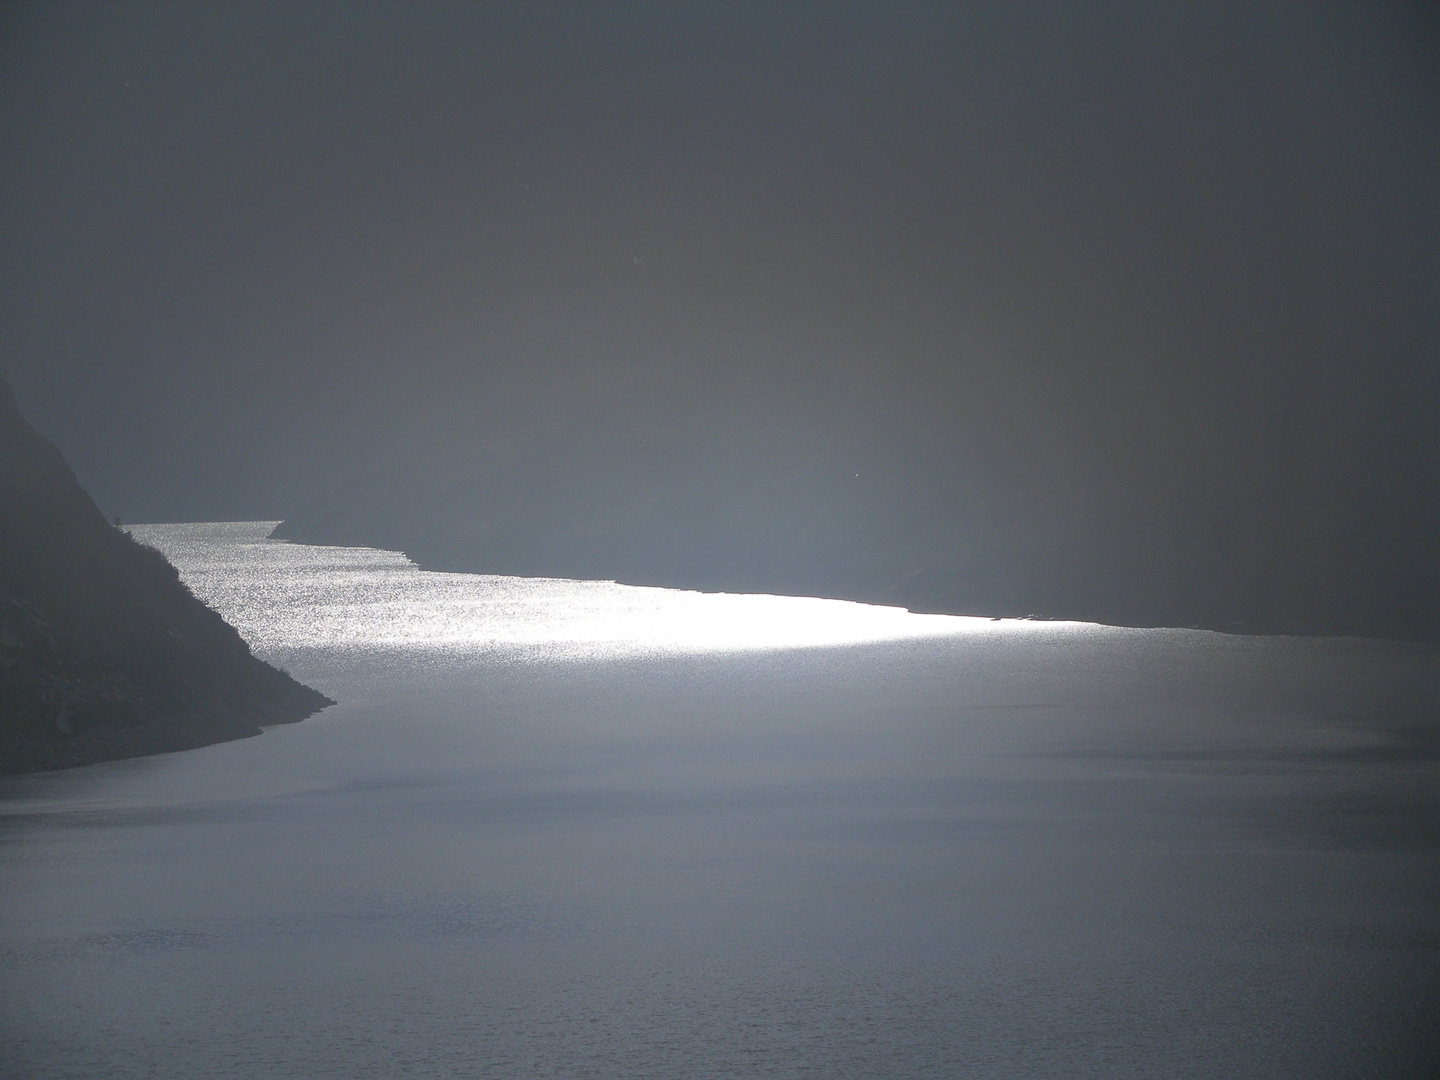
[[1, 0, 1436, 524]]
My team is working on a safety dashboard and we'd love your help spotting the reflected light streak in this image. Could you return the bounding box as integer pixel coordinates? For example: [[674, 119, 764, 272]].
[[134, 522, 1073, 663]]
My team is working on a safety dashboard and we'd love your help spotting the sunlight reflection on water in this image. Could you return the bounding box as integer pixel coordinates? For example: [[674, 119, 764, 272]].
[[130, 521, 1059, 662], [4, 524, 1435, 1080]]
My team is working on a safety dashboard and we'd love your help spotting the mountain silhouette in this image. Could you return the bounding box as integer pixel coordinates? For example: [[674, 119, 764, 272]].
[[0, 377, 331, 775]]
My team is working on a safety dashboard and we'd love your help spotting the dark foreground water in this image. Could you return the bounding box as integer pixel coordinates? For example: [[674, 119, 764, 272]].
[[3, 523, 1438, 1078]]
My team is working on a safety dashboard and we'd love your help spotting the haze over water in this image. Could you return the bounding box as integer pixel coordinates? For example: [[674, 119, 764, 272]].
[[3, 523, 1437, 1077]]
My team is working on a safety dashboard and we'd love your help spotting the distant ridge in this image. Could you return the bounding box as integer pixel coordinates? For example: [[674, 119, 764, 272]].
[[0, 378, 332, 775], [270, 408, 1440, 642]]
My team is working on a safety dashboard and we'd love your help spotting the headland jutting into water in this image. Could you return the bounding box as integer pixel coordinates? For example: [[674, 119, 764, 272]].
[[0, 378, 332, 775]]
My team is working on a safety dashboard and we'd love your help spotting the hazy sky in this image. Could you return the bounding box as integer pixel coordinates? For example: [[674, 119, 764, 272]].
[[1, 1, 1436, 524]]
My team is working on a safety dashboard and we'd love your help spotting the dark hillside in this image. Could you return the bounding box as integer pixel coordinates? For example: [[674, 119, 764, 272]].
[[0, 378, 331, 775]]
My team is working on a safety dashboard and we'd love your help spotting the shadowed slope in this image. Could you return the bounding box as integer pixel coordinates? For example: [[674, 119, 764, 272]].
[[0, 378, 332, 775]]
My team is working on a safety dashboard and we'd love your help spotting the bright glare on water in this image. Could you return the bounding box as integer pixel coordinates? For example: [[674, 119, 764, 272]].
[[3, 522, 1438, 1079], [132, 521, 1047, 662]]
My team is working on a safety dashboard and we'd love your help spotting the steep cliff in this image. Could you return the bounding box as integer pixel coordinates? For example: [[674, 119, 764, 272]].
[[0, 379, 332, 775]]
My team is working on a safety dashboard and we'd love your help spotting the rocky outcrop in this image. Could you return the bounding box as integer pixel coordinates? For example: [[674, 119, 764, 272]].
[[0, 378, 332, 775]]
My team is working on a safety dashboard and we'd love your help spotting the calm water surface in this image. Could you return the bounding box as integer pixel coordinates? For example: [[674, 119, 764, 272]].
[[3, 522, 1438, 1078]]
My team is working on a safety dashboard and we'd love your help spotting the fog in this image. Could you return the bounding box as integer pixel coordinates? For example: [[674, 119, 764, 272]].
[[2, 6, 1438, 1072], [2, 2, 1436, 634]]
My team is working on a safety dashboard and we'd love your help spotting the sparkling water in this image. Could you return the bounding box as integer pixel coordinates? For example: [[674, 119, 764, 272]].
[[2, 523, 1436, 1077]]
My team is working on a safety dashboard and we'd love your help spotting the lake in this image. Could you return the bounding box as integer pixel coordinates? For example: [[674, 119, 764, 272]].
[[2, 522, 1437, 1078]]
